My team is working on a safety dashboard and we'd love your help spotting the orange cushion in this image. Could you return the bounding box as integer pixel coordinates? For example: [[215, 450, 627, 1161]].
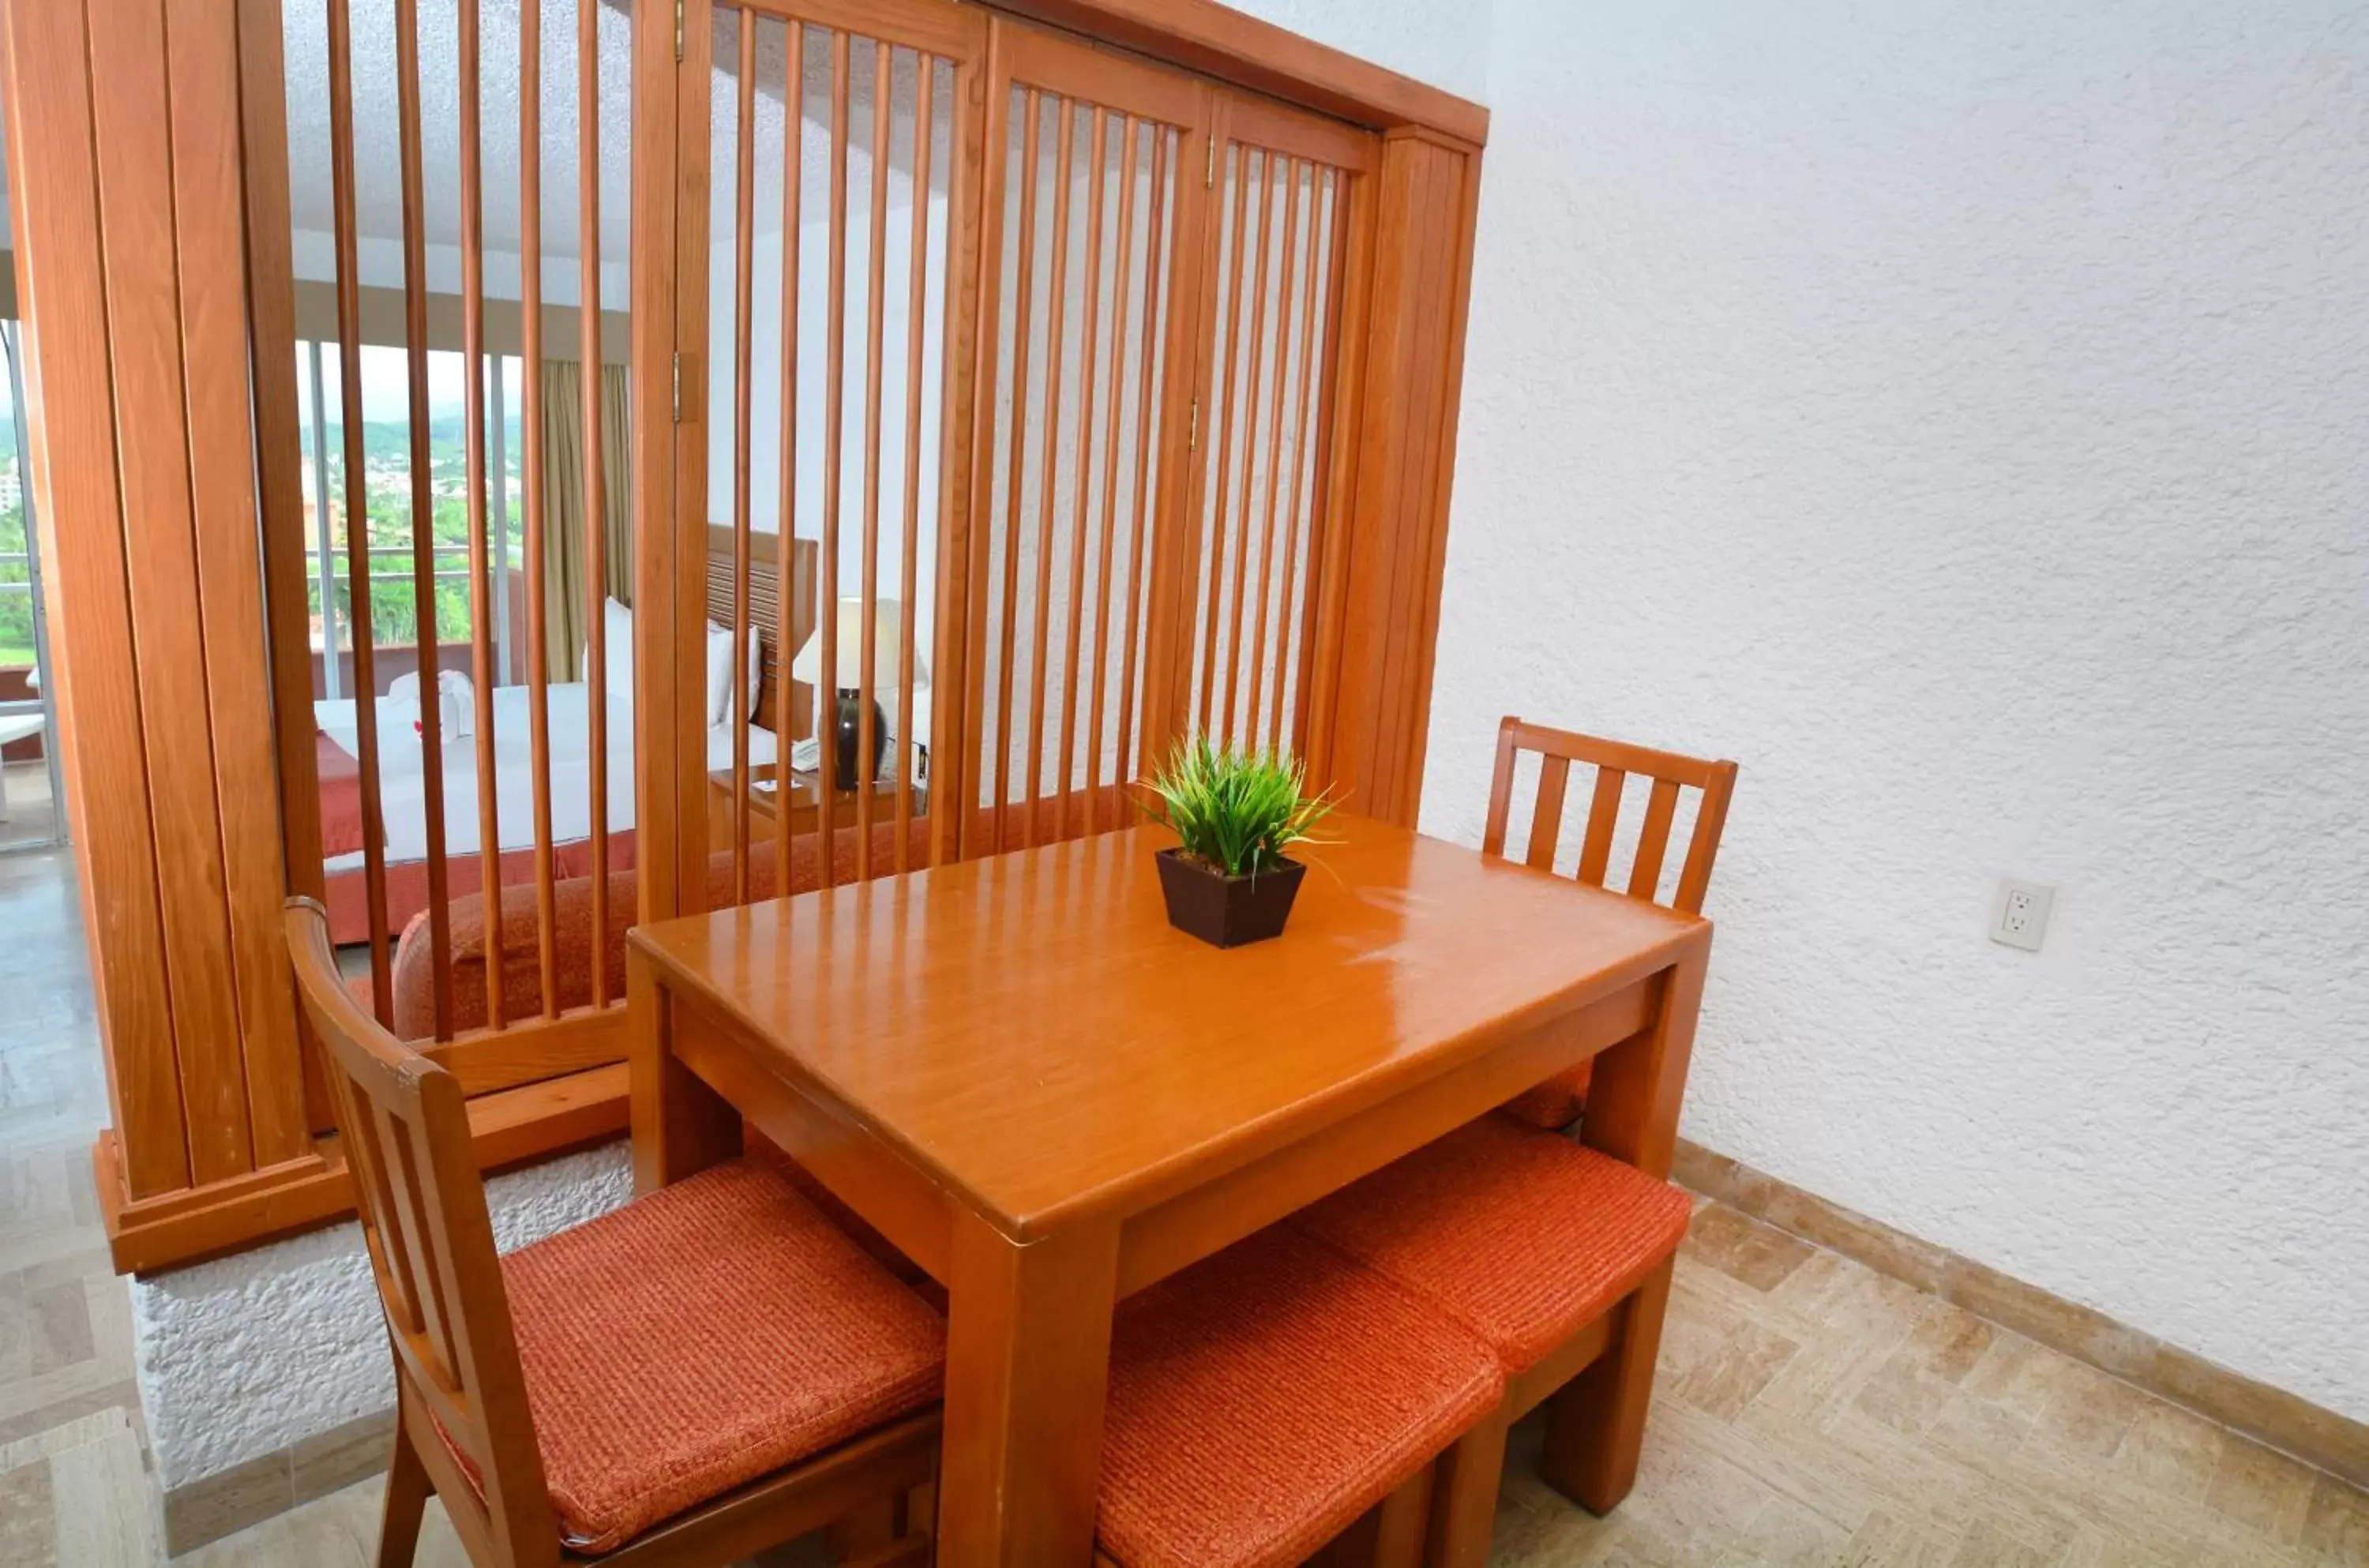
[[1097, 1226, 1503, 1568], [1498, 1060, 1592, 1129], [493, 1161, 944, 1554], [1293, 1113, 1691, 1375]]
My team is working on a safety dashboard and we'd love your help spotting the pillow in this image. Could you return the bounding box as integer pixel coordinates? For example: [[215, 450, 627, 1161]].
[[579, 598, 635, 706], [704, 620, 765, 726]]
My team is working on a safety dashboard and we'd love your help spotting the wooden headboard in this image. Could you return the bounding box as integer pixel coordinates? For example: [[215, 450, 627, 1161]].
[[705, 525, 818, 740]]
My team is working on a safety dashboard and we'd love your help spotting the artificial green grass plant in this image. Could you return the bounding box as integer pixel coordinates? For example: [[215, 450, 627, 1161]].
[[1141, 735, 1335, 877]]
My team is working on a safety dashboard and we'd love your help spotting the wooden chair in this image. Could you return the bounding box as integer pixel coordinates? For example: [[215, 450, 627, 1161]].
[[282, 898, 943, 1568], [1291, 1114, 1696, 1567], [1092, 1224, 1507, 1568], [1485, 717, 1738, 1129]]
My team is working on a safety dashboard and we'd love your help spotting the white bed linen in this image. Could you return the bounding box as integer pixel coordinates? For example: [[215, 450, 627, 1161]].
[[315, 682, 775, 872]]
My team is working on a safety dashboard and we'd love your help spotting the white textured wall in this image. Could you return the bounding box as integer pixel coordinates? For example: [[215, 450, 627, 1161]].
[[133, 1145, 633, 1490], [1416, 0, 2369, 1420]]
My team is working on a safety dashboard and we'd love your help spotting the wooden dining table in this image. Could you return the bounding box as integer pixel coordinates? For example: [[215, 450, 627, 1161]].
[[625, 812, 1711, 1568]]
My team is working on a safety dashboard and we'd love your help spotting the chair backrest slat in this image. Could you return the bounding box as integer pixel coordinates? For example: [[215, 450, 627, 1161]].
[[1575, 766, 1627, 887], [1525, 755, 1571, 871], [283, 898, 561, 1566], [1628, 777, 1681, 901], [1485, 716, 1739, 918]]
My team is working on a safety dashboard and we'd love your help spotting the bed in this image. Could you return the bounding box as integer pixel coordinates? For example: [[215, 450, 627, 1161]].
[[314, 529, 818, 947]]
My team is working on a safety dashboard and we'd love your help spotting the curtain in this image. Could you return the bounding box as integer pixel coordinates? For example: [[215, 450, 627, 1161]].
[[539, 359, 634, 678]]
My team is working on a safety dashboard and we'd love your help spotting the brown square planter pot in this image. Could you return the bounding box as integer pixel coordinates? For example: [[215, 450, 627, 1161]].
[[1154, 849, 1307, 948]]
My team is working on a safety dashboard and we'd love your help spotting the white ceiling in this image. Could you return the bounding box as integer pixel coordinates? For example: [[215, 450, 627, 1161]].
[[280, 0, 936, 264]]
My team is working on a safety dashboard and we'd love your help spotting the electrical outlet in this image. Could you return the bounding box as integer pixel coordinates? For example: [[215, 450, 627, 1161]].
[[1990, 878, 2055, 952]]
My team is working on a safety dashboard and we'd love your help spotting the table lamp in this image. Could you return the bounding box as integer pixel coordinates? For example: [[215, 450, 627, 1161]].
[[791, 598, 930, 790]]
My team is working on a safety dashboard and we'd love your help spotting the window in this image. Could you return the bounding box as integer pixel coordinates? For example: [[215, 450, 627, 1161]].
[[294, 341, 527, 695]]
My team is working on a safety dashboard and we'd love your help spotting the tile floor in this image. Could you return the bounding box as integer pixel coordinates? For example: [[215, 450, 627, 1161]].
[[1, 846, 2365, 1566]]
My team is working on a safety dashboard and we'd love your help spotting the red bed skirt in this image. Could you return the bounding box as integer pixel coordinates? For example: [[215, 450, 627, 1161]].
[[323, 830, 640, 948]]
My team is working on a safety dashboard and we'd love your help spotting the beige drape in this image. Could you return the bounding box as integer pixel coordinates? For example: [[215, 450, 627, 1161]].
[[539, 359, 633, 677]]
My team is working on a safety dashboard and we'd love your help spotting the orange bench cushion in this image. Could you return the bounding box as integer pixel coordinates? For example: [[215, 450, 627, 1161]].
[[1497, 1060, 1592, 1130], [490, 1160, 944, 1554], [1293, 1112, 1692, 1374], [1097, 1226, 1503, 1568]]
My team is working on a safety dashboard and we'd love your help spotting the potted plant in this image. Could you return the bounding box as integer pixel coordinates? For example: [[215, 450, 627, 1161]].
[[1139, 736, 1335, 948]]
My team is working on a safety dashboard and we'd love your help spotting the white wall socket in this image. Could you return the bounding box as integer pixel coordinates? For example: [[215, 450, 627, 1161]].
[[1990, 877, 2055, 952]]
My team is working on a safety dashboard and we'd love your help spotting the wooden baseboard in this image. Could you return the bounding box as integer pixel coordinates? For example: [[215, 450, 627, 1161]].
[[1673, 1138, 2369, 1492], [100, 1064, 629, 1276]]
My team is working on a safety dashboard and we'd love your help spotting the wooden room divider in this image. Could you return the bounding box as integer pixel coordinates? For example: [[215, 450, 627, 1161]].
[[2, 0, 1487, 1274]]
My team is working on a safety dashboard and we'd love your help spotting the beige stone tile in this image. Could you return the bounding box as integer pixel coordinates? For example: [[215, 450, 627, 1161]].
[[23, 1279, 93, 1378], [1851, 1353, 1959, 1439], [1945, 1515, 2054, 1567], [1928, 1387, 2037, 1454], [0, 1409, 133, 1475], [2299, 1473, 2369, 1563], [1683, 1204, 1815, 1293], [1836, 1507, 1962, 1566], [1901, 1301, 1996, 1386], [0, 1380, 141, 1452], [1959, 1333, 2065, 1424], [2025, 1358, 2147, 1463], [2112, 1396, 2225, 1502], [1673, 1318, 1800, 1423], [0, 1457, 58, 1568], [50, 1421, 162, 1567], [2203, 1436, 2316, 1547]]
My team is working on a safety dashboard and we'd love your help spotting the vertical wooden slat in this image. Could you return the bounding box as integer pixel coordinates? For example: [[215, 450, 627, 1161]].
[[775, 17, 806, 887], [1112, 129, 1169, 793], [666, 0, 716, 918], [456, 0, 505, 1033], [1054, 107, 1108, 838], [897, 57, 937, 872], [629, 0, 682, 932], [857, 37, 893, 881], [1526, 754, 1571, 872], [1575, 766, 1626, 888], [1083, 116, 1139, 834], [1298, 167, 1355, 782], [1196, 142, 1252, 738], [520, 0, 560, 1014], [818, 27, 851, 885], [1479, 719, 1519, 859], [234, 0, 336, 1144], [1270, 163, 1327, 755], [1673, 763, 1738, 916], [1391, 141, 1485, 819], [580, 0, 612, 1000], [164, 0, 306, 1157], [325, 0, 394, 1018], [730, 13, 757, 904], [932, 45, 986, 871], [1244, 156, 1301, 748], [1219, 152, 1278, 747], [989, 88, 1041, 853], [394, 0, 456, 1041], [1023, 99, 1076, 846], [1628, 777, 1680, 901]]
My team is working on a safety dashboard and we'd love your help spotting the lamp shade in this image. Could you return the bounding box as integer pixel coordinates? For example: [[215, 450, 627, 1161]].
[[790, 598, 930, 693]]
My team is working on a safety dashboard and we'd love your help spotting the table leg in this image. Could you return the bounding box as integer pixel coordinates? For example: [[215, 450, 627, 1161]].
[[936, 1209, 1121, 1567], [1550, 934, 1709, 1509], [1578, 932, 1709, 1179], [627, 947, 742, 1195]]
